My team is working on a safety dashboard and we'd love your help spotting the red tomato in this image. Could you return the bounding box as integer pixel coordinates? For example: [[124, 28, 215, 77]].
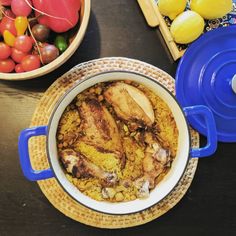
[[0, 17, 17, 36], [21, 55, 41, 71], [0, 42, 12, 60], [14, 35, 33, 53], [40, 45, 59, 64], [11, 0, 32, 17], [15, 64, 25, 73], [1, 0, 12, 6], [0, 58, 15, 72], [11, 48, 28, 63]]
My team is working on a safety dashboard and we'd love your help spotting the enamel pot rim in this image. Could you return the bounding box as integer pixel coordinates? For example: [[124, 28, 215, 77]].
[[45, 70, 191, 215]]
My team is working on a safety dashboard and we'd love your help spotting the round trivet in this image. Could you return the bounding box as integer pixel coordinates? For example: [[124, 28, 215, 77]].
[[28, 57, 199, 229]]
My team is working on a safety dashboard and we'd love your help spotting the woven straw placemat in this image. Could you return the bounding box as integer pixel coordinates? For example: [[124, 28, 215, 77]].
[[29, 57, 199, 229]]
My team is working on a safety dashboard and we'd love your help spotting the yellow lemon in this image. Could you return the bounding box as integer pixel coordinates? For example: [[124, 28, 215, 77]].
[[190, 0, 233, 19], [170, 11, 205, 44], [159, 0, 187, 20]]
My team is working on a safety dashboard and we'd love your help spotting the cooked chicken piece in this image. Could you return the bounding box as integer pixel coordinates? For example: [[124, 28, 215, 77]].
[[60, 149, 118, 186], [104, 83, 155, 127], [134, 139, 171, 194], [76, 98, 125, 167], [142, 152, 165, 188], [153, 146, 170, 164], [134, 178, 150, 199]]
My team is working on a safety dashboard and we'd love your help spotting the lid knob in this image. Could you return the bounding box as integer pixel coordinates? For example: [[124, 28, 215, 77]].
[[232, 75, 236, 94]]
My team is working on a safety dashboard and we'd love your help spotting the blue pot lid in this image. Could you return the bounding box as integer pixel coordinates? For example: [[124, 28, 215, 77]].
[[176, 26, 236, 143]]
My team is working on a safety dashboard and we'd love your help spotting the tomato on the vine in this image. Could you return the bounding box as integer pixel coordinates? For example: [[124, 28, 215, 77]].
[[0, 42, 12, 60], [15, 64, 25, 73], [14, 35, 33, 53], [0, 59, 15, 73], [11, 0, 32, 17], [0, 17, 17, 36], [41, 45, 59, 64], [21, 55, 41, 71], [11, 48, 28, 63]]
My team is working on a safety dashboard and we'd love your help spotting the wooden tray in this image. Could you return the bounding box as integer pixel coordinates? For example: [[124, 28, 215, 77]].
[[137, 0, 184, 60], [138, 0, 236, 61]]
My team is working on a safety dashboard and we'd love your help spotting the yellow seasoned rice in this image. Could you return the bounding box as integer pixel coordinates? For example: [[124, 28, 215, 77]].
[[57, 81, 179, 202]]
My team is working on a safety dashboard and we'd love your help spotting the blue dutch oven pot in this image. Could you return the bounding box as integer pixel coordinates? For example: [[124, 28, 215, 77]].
[[18, 71, 217, 215]]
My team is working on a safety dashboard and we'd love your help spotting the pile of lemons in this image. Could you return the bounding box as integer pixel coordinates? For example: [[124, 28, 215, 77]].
[[158, 0, 233, 44]]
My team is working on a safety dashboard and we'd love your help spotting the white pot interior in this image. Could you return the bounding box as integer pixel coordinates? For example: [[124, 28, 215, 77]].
[[47, 71, 190, 214]]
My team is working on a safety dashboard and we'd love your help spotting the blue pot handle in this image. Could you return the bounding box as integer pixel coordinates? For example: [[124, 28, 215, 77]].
[[183, 105, 217, 158], [18, 126, 54, 181]]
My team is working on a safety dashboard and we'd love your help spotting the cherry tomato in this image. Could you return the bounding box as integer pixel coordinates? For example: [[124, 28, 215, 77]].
[[0, 58, 15, 73], [1, 0, 12, 6], [0, 17, 17, 36], [41, 45, 59, 64], [14, 35, 33, 53], [15, 64, 25, 73], [0, 42, 11, 60], [21, 55, 41, 71], [11, 0, 32, 17], [11, 48, 28, 63], [32, 24, 50, 42]]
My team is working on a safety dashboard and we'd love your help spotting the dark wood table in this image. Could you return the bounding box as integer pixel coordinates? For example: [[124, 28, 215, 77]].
[[0, 1, 236, 235]]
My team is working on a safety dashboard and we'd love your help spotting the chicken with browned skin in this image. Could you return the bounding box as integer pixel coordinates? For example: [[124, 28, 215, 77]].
[[135, 140, 171, 198], [143, 146, 170, 185], [104, 82, 155, 128], [75, 98, 125, 168], [60, 149, 118, 186]]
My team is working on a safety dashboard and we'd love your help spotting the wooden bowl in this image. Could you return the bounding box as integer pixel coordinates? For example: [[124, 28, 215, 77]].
[[0, 0, 91, 81]]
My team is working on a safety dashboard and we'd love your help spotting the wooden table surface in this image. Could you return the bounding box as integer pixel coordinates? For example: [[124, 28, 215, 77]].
[[0, 1, 236, 235]]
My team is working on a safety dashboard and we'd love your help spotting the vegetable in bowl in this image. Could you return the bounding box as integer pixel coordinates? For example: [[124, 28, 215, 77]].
[[0, 0, 81, 73]]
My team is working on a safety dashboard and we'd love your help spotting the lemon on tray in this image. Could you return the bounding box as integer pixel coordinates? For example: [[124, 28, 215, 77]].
[[170, 10, 205, 44], [159, 0, 187, 20], [190, 0, 233, 20]]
